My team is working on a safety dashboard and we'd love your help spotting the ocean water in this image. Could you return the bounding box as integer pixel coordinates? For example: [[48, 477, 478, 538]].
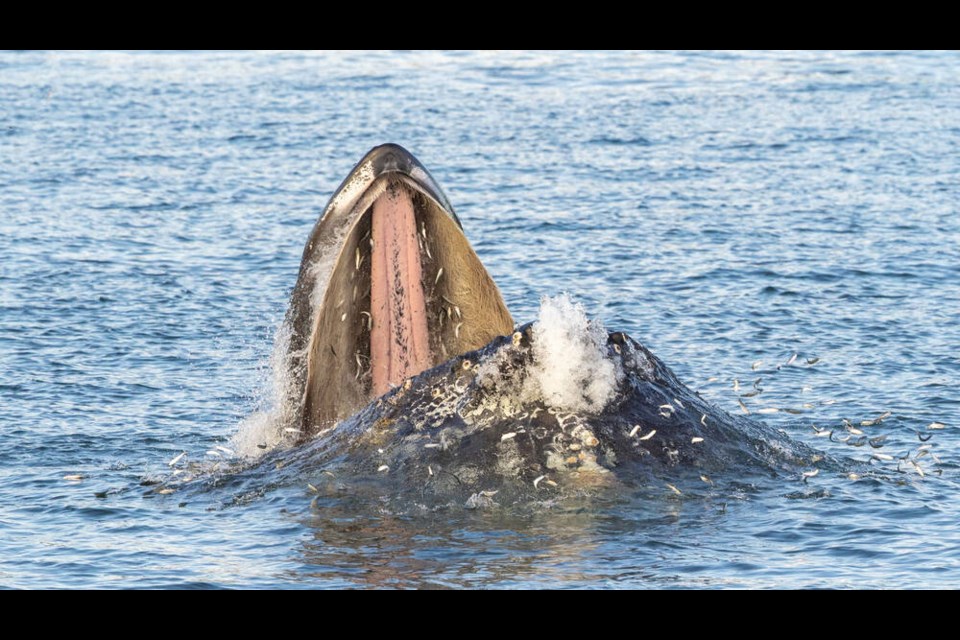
[[1, 50, 958, 589]]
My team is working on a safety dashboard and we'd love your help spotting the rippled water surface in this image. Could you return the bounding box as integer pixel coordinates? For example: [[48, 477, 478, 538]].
[[2, 50, 959, 588]]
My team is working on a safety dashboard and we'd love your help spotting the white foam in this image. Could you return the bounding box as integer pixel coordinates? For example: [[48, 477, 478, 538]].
[[231, 320, 298, 457], [521, 294, 622, 413], [475, 294, 622, 414]]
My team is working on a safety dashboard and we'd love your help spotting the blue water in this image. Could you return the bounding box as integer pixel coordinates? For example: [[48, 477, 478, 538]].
[[2, 50, 958, 589]]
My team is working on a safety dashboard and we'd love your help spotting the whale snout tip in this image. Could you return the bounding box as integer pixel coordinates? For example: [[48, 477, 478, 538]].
[[368, 143, 415, 173]]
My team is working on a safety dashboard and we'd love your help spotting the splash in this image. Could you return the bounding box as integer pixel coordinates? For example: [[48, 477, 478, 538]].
[[231, 320, 298, 457], [522, 294, 623, 413], [476, 294, 623, 414]]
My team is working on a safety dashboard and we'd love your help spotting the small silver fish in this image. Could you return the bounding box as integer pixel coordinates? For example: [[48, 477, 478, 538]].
[[738, 399, 750, 414], [167, 452, 187, 467], [861, 411, 892, 426], [500, 432, 517, 442], [666, 483, 682, 496], [639, 430, 656, 441], [691, 437, 704, 444], [628, 425, 641, 437], [377, 465, 389, 473]]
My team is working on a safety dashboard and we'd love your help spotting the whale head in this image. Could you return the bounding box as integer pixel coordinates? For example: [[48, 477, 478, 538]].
[[284, 144, 514, 438]]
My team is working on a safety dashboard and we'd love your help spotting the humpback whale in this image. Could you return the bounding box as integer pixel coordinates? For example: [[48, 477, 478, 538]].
[[284, 144, 513, 439], [274, 144, 816, 506]]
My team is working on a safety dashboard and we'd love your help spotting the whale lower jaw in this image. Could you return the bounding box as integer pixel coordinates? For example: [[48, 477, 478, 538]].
[[369, 181, 432, 397]]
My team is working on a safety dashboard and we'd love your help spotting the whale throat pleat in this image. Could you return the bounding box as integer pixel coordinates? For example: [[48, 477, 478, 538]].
[[370, 183, 431, 395]]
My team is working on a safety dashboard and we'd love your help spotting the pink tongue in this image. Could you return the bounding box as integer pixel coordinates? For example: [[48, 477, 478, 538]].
[[369, 184, 431, 396]]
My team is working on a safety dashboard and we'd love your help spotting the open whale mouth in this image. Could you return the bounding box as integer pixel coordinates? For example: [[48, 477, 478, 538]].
[[284, 144, 514, 437]]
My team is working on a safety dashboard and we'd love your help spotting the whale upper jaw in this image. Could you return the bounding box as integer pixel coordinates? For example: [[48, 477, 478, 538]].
[[284, 144, 514, 439], [314, 144, 462, 243]]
